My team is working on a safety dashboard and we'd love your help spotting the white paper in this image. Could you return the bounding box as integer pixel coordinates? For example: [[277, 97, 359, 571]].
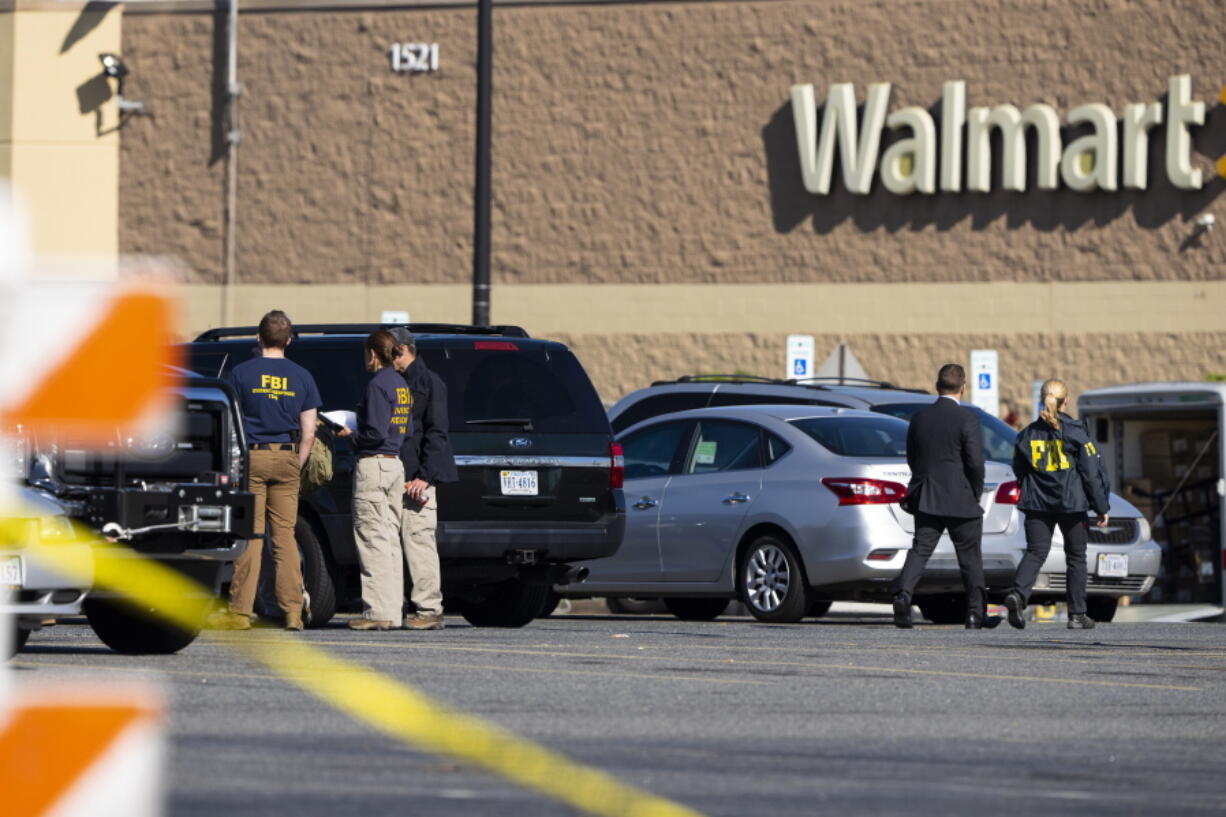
[[321, 410, 358, 434]]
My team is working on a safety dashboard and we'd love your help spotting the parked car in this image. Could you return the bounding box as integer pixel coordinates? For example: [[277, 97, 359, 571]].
[[2, 485, 94, 657], [31, 369, 257, 653], [183, 323, 623, 628], [557, 405, 1022, 623], [606, 375, 1159, 622]]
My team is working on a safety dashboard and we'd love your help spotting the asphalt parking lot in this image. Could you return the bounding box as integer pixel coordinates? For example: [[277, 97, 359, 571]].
[[13, 609, 1226, 817]]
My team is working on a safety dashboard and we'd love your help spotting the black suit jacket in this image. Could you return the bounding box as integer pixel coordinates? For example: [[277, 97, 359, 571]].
[[901, 397, 985, 519], [398, 359, 459, 484]]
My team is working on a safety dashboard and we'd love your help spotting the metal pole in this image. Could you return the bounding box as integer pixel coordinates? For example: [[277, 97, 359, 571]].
[[221, 0, 241, 326], [471, 0, 492, 327]]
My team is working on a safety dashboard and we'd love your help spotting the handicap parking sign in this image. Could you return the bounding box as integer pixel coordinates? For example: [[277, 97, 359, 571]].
[[793, 359, 807, 376], [978, 373, 991, 389]]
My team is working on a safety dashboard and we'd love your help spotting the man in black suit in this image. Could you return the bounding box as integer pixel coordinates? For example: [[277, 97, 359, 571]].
[[893, 364, 999, 629]]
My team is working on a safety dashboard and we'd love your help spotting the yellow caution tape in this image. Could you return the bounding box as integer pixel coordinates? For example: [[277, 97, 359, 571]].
[[7, 517, 705, 817]]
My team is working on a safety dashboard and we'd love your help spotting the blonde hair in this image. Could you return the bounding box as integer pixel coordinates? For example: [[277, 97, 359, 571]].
[[1039, 379, 1069, 429]]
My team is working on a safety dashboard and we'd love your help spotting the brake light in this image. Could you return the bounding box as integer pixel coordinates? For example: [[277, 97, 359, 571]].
[[821, 478, 906, 506], [995, 481, 1021, 505], [474, 341, 518, 350], [609, 442, 624, 489]]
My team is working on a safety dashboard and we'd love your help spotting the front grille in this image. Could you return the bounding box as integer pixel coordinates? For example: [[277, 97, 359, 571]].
[[1047, 574, 1149, 592], [1087, 518, 1140, 545]]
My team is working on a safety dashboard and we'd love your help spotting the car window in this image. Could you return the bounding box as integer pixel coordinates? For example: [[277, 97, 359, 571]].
[[764, 432, 792, 465], [611, 392, 712, 433], [620, 421, 691, 480], [684, 420, 762, 475], [873, 401, 1015, 463], [418, 347, 608, 433], [789, 416, 908, 457]]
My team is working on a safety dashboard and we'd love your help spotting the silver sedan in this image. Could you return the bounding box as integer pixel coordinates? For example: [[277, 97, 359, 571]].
[[562, 405, 1019, 622]]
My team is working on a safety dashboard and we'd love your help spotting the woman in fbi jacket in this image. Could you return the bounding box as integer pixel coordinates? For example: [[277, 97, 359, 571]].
[[338, 330, 412, 630], [1004, 379, 1112, 631]]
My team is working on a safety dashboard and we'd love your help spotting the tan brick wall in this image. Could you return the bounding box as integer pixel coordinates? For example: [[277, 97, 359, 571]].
[[120, 0, 1226, 286], [556, 331, 1226, 412]]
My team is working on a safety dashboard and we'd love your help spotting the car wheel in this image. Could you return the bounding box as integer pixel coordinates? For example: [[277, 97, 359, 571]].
[[460, 580, 550, 628], [296, 519, 337, 628], [253, 519, 337, 627], [7, 626, 30, 659], [807, 600, 833, 619], [1086, 596, 1119, 622], [662, 597, 729, 621], [606, 597, 665, 615], [84, 597, 202, 655], [739, 535, 811, 623], [539, 591, 563, 617], [916, 594, 965, 625]]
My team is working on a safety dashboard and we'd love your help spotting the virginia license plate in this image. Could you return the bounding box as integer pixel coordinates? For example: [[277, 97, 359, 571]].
[[500, 470, 538, 496], [1098, 553, 1128, 578], [0, 555, 23, 588]]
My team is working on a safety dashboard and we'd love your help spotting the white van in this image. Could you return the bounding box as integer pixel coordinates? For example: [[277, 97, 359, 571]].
[[1078, 383, 1224, 606]]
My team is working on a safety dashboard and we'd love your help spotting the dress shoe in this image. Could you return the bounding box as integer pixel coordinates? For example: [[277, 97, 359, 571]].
[[892, 594, 913, 629], [348, 618, 395, 631], [1003, 592, 1026, 630], [966, 612, 1003, 629], [1067, 613, 1097, 630], [284, 611, 305, 631], [403, 613, 445, 631], [206, 611, 252, 631]]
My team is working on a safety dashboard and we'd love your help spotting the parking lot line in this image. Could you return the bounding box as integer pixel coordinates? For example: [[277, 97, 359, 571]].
[[287, 640, 1202, 692]]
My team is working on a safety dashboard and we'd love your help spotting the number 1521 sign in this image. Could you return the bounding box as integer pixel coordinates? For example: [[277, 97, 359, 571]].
[[389, 42, 439, 73]]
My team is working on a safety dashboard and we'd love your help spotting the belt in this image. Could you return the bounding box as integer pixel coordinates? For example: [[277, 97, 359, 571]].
[[359, 453, 399, 459], [249, 443, 298, 452]]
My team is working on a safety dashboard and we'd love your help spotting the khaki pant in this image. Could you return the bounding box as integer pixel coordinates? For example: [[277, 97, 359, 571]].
[[401, 485, 443, 617], [230, 449, 304, 617], [353, 456, 405, 623]]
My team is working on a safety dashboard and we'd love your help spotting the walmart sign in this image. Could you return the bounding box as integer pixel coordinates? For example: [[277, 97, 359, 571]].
[[790, 75, 1208, 195]]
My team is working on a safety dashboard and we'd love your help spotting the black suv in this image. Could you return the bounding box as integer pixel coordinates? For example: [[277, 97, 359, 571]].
[[183, 324, 625, 628]]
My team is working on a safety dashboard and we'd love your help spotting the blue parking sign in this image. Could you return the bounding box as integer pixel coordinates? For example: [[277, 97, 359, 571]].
[[793, 359, 807, 376], [978, 373, 991, 389]]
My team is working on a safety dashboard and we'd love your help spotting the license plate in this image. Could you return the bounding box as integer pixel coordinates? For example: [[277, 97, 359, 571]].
[[500, 470, 538, 496], [0, 555, 23, 588], [1098, 553, 1128, 578]]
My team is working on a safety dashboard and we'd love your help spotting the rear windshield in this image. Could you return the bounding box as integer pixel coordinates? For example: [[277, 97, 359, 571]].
[[789, 416, 908, 458], [185, 341, 608, 434], [873, 401, 1015, 463]]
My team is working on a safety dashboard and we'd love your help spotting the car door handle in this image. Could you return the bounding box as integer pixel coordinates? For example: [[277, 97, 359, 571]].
[[634, 496, 659, 510], [723, 492, 751, 504]]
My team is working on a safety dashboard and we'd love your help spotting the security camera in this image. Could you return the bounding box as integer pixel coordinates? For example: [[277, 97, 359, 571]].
[[1196, 213, 1216, 231], [99, 53, 128, 80]]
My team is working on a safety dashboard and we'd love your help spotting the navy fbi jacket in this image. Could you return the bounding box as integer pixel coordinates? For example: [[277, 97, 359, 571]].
[[355, 366, 412, 456], [399, 359, 459, 484], [1012, 413, 1110, 516]]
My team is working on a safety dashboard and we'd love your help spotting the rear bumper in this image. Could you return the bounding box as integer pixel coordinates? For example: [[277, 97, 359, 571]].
[[1, 543, 93, 621], [439, 514, 625, 563]]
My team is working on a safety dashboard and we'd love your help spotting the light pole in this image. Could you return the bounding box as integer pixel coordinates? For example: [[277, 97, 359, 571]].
[[471, 0, 492, 327]]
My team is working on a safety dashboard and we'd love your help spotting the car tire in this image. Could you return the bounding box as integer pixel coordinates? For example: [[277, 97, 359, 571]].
[[807, 600, 833, 619], [606, 597, 665, 615], [662, 597, 730, 621], [539, 591, 563, 618], [459, 580, 550, 628], [84, 597, 202, 655], [739, 534, 811, 623], [916, 594, 965, 625], [7, 626, 30, 658], [296, 519, 337, 628], [1086, 596, 1119, 623]]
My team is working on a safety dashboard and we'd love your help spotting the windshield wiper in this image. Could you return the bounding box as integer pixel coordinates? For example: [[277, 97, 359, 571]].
[[466, 418, 534, 430]]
